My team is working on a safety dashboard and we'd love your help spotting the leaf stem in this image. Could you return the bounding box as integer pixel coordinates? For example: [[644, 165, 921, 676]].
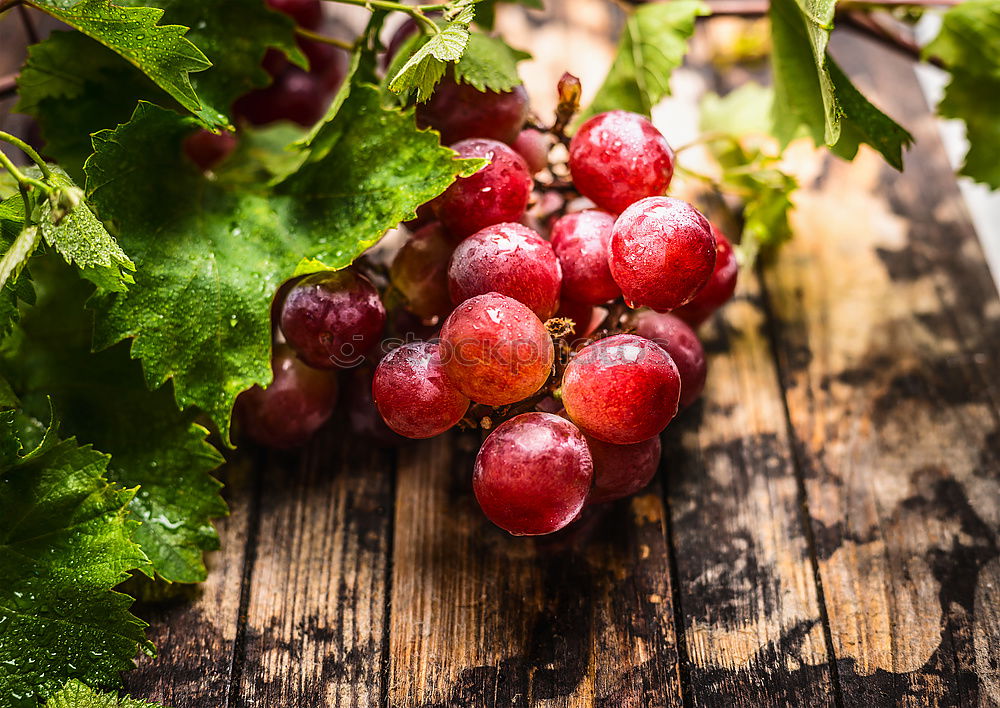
[[321, 0, 442, 32], [294, 26, 355, 50], [0, 130, 51, 180]]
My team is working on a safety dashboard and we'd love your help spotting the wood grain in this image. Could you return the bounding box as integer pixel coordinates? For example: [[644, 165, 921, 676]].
[[387, 433, 681, 707], [232, 428, 394, 707], [663, 270, 835, 707], [123, 459, 254, 707], [763, 30, 1000, 708]]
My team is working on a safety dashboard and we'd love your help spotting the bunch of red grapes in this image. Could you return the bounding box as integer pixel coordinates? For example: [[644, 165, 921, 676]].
[[232, 8, 739, 536]]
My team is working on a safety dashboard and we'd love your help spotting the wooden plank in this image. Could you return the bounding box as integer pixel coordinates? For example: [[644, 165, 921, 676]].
[[233, 428, 394, 707], [763, 30, 1000, 707], [387, 433, 681, 707], [123, 459, 253, 707], [662, 270, 835, 707]]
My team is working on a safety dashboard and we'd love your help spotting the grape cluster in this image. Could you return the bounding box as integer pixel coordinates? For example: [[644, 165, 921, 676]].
[[236, 63, 739, 536]]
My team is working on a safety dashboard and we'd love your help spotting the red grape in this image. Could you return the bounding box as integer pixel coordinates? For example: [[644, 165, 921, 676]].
[[586, 434, 661, 504], [448, 222, 561, 320], [262, 48, 289, 77], [279, 270, 386, 369], [473, 412, 593, 535], [561, 333, 680, 444], [634, 311, 706, 410], [266, 0, 323, 29], [568, 111, 674, 214], [183, 129, 237, 171], [298, 37, 346, 92], [434, 138, 533, 240], [382, 17, 419, 69], [238, 344, 338, 449], [674, 226, 738, 327], [439, 292, 554, 405], [555, 298, 602, 343], [550, 209, 620, 305], [390, 222, 455, 322], [608, 196, 716, 312], [417, 77, 529, 146], [372, 342, 470, 438], [512, 128, 550, 174]]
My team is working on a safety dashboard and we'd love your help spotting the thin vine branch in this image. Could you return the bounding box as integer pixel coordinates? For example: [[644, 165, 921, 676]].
[[321, 0, 444, 32], [294, 26, 354, 50], [0, 147, 49, 193]]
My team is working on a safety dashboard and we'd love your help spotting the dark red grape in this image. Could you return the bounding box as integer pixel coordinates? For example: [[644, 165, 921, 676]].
[[298, 37, 346, 92], [550, 209, 620, 305], [266, 0, 323, 29], [434, 138, 533, 240], [343, 366, 409, 445], [403, 200, 437, 233], [262, 47, 289, 77], [555, 298, 601, 344], [473, 412, 593, 535], [417, 77, 529, 146], [608, 196, 716, 312], [372, 341, 470, 438], [238, 344, 338, 449], [513, 128, 550, 174], [634, 310, 706, 410], [586, 434, 661, 504], [448, 222, 561, 320], [183, 129, 237, 171], [279, 270, 386, 369], [382, 17, 419, 69], [390, 222, 455, 322], [439, 292, 554, 405], [674, 226, 738, 327], [561, 333, 680, 444], [568, 110, 674, 214], [233, 68, 329, 127]]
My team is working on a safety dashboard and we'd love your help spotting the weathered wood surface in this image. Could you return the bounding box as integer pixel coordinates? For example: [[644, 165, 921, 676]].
[[1, 4, 995, 706]]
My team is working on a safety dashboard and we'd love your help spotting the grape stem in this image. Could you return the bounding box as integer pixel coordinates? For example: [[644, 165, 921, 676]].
[[321, 0, 444, 33], [0, 130, 51, 182], [294, 27, 354, 51]]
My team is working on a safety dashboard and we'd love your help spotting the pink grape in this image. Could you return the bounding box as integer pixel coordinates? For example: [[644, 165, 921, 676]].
[[568, 111, 674, 214], [433, 138, 533, 240], [550, 209, 620, 305], [674, 226, 738, 327], [439, 292, 554, 405], [473, 412, 593, 535], [561, 333, 680, 444], [183, 129, 237, 171], [279, 270, 386, 369], [634, 310, 706, 410], [372, 342, 470, 438], [448, 222, 561, 320], [608, 196, 716, 312], [238, 345, 338, 449], [390, 222, 455, 322], [266, 0, 322, 29], [417, 77, 529, 145], [513, 128, 550, 174], [586, 434, 661, 504]]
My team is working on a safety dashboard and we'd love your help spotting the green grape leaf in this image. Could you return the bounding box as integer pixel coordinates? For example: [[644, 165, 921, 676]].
[[388, 6, 476, 101], [2, 260, 226, 583], [699, 85, 798, 265], [924, 0, 1000, 188], [46, 680, 171, 708], [474, 0, 543, 31], [768, 0, 912, 169], [583, 1, 707, 119], [0, 414, 152, 707], [17, 0, 302, 178], [453, 33, 530, 92], [84, 93, 481, 442], [28, 0, 218, 127]]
